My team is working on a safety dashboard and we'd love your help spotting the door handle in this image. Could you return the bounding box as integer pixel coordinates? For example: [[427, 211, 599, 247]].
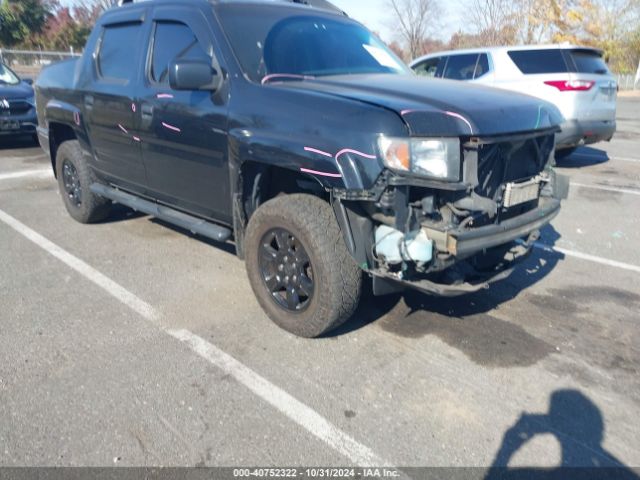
[[84, 95, 94, 110], [141, 104, 154, 118]]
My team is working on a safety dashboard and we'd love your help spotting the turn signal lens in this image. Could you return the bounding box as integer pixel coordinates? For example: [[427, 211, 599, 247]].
[[378, 137, 410, 171]]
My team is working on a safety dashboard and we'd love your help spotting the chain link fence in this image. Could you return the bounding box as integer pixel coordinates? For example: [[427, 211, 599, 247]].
[[0, 48, 81, 78]]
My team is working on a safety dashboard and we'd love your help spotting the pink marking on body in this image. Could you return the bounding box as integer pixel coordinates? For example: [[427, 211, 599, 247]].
[[304, 147, 333, 158], [300, 168, 342, 178], [117, 124, 128, 134], [162, 122, 181, 133], [261, 73, 314, 85], [156, 93, 174, 99], [400, 109, 417, 116], [443, 111, 474, 134], [132, 136, 141, 142], [74, 111, 81, 126], [335, 148, 377, 161]]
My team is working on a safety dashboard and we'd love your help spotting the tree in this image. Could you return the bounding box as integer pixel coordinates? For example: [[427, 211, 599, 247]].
[[0, 0, 58, 47], [0, 3, 28, 47], [467, 0, 519, 45], [386, 0, 441, 60]]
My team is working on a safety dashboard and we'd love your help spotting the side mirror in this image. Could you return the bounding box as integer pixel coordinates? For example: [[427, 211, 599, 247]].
[[169, 59, 220, 91], [23, 78, 34, 85]]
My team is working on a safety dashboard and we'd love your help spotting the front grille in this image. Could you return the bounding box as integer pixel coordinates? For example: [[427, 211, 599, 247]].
[[475, 133, 554, 202], [5, 100, 32, 115]]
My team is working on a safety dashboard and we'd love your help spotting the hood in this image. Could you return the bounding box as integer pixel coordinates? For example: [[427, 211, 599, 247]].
[[277, 74, 563, 137], [0, 81, 34, 100]]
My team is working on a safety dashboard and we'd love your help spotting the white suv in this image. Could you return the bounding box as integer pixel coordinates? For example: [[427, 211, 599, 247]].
[[410, 45, 617, 156]]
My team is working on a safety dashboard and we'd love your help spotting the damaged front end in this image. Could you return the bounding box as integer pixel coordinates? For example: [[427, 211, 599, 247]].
[[333, 128, 569, 297]]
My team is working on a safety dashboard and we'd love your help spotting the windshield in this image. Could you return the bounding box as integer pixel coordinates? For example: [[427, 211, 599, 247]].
[[0, 63, 20, 85], [216, 5, 410, 83]]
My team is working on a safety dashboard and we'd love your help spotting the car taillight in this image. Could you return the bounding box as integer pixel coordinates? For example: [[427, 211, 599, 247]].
[[544, 80, 595, 91]]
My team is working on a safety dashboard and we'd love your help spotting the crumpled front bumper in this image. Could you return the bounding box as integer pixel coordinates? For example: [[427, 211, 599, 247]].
[[372, 231, 539, 297], [371, 194, 564, 297], [447, 197, 561, 258]]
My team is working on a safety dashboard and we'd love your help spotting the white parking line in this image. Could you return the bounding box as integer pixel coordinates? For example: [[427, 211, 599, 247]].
[[0, 209, 158, 320], [615, 157, 640, 164], [0, 168, 52, 181], [571, 182, 640, 196], [0, 207, 388, 467], [169, 329, 386, 466], [534, 242, 640, 274], [1, 154, 48, 162]]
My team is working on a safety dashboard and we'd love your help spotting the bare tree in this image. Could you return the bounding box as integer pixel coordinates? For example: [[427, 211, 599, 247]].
[[386, 0, 441, 59], [65, 0, 115, 11], [467, 0, 519, 45]]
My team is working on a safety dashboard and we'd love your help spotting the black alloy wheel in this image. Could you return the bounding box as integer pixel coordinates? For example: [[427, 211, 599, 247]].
[[259, 227, 314, 312], [62, 159, 82, 207]]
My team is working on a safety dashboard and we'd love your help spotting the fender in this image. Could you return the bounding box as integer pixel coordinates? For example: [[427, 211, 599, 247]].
[[44, 99, 91, 175], [228, 127, 383, 191]]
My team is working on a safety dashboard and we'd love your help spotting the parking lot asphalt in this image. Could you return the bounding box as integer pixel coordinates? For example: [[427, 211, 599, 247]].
[[1, 98, 639, 470]]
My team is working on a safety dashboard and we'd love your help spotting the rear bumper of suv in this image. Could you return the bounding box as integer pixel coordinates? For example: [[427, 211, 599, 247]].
[[556, 118, 616, 149]]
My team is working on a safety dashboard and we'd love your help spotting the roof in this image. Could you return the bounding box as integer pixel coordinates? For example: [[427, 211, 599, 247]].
[[410, 44, 604, 66], [116, 0, 346, 15]]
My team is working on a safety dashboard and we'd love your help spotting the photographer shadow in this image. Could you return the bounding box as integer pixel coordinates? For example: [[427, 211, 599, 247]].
[[485, 389, 639, 480]]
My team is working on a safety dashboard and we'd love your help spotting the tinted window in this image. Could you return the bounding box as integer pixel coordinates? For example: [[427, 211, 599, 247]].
[[570, 49, 609, 74], [474, 53, 490, 79], [443, 54, 479, 80], [98, 23, 143, 81], [216, 5, 409, 83], [414, 57, 441, 77], [508, 49, 568, 74], [151, 21, 210, 84]]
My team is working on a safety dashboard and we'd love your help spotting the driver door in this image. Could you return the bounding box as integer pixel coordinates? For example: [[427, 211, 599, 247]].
[[136, 6, 230, 223]]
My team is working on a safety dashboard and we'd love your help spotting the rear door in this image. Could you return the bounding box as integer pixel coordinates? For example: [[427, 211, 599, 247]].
[[136, 5, 231, 223], [441, 53, 480, 81], [85, 12, 147, 192]]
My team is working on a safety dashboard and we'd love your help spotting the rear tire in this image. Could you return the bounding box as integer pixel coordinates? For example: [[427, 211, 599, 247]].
[[55, 140, 111, 224], [245, 194, 362, 338]]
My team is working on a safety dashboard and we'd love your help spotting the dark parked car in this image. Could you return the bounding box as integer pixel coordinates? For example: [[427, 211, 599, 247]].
[[0, 62, 37, 141], [35, 0, 568, 337]]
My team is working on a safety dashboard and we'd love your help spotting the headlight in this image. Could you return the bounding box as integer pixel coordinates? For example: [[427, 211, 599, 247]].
[[378, 136, 461, 182], [26, 96, 36, 108]]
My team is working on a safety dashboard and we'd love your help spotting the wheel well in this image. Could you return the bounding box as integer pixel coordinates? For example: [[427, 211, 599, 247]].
[[49, 123, 77, 175], [240, 162, 327, 222]]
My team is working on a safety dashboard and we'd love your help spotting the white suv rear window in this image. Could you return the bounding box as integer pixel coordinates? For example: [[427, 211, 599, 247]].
[[508, 48, 609, 75], [508, 49, 568, 74], [569, 49, 609, 74]]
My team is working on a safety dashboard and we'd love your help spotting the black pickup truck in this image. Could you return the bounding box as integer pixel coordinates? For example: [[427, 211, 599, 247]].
[[35, 0, 568, 337]]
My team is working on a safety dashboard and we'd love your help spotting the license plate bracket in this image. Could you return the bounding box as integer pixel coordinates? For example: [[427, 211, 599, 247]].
[[0, 120, 20, 131], [503, 178, 541, 208]]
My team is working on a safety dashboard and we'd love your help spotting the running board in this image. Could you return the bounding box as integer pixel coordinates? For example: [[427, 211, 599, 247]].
[[90, 183, 232, 242]]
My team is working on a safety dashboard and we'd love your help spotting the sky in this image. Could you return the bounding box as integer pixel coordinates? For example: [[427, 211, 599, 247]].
[[331, 0, 462, 43], [59, 0, 464, 44]]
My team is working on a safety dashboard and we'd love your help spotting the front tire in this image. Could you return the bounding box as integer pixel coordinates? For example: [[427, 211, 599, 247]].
[[245, 194, 362, 338], [55, 140, 111, 224]]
